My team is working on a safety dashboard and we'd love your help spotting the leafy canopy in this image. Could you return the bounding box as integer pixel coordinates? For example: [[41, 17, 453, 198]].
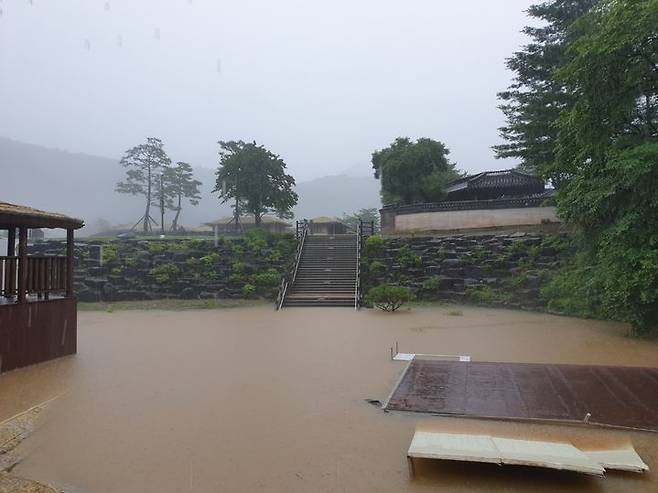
[[371, 137, 460, 205], [549, 0, 658, 333], [213, 141, 298, 224]]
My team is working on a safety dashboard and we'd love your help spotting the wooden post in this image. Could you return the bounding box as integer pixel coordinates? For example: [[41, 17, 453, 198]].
[[7, 227, 15, 256], [66, 228, 74, 298], [18, 227, 27, 303]]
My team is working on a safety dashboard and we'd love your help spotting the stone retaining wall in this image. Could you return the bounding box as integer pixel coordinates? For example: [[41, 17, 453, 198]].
[[28, 234, 295, 302], [362, 232, 566, 310]]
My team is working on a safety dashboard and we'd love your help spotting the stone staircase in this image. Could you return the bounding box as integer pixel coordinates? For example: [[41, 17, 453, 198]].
[[283, 234, 357, 307]]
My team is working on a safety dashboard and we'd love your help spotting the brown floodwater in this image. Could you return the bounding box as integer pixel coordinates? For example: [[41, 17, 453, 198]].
[[0, 305, 657, 492]]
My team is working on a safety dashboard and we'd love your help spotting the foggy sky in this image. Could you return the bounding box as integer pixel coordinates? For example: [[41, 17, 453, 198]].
[[0, 0, 535, 181]]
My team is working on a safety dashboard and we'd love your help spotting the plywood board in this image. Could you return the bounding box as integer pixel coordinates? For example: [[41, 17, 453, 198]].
[[408, 431, 500, 464], [584, 448, 649, 473], [492, 437, 604, 475], [407, 431, 605, 476]]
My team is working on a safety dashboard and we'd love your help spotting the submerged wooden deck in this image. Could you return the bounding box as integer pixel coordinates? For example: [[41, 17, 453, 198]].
[[385, 359, 658, 432]]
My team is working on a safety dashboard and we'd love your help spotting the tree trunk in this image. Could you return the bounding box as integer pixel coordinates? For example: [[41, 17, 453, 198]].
[[172, 193, 182, 232], [159, 175, 165, 235], [144, 165, 152, 232]]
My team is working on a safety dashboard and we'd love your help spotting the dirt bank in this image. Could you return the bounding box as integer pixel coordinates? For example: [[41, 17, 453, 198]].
[[0, 305, 656, 492]]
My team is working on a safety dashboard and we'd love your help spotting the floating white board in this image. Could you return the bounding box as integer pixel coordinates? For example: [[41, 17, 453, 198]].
[[407, 431, 605, 477], [584, 447, 650, 473]]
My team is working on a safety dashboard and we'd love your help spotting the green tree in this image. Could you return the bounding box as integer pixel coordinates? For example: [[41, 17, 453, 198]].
[[494, 0, 599, 176], [163, 162, 202, 232], [213, 141, 298, 225], [550, 0, 658, 333], [116, 137, 171, 232], [371, 137, 460, 205]]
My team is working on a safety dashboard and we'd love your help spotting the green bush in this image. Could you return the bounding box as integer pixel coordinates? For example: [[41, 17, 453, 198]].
[[147, 242, 168, 254], [102, 244, 118, 264], [510, 272, 528, 289], [244, 229, 268, 252], [368, 260, 386, 277], [365, 235, 384, 255], [150, 263, 179, 284], [397, 245, 422, 268], [422, 275, 443, 291], [366, 284, 415, 312], [466, 285, 511, 304], [241, 283, 256, 297], [252, 269, 280, 287]]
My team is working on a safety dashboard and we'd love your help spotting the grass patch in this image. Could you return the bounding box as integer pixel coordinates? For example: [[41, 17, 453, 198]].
[[447, 309, 463, 316], [78, 299, 266, 312]]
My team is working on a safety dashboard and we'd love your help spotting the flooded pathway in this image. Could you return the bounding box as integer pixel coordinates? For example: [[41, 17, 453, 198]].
[[0, 305, 656, 492]]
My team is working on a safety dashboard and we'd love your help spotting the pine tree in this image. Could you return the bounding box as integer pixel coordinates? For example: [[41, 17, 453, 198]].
[[494, 0, 598, 177]]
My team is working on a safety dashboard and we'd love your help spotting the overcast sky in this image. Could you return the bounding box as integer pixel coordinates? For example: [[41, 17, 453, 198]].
[[0, 0, 536, 181]]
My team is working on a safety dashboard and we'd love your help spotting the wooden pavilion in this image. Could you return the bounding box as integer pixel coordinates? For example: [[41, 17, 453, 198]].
[[0, 202, 84, 373]]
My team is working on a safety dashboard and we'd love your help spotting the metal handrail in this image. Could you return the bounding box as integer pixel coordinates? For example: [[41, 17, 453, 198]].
[[355, 222, 361, 310], [276, 220, 309, 310]]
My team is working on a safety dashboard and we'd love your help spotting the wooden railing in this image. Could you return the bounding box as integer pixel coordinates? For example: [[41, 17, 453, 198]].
[[1, 256, 18, 297], [0, 255, 69, 300]]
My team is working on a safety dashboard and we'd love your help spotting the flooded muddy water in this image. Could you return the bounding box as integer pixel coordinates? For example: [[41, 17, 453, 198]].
[[0, 305, 657, 492]]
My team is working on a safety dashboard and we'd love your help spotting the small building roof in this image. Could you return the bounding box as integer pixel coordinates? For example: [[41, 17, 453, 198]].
[[205, 215, 291, 226], [446, 169, 544, 195], [0, 201, 84, 229], [310, 216, 342, 223]]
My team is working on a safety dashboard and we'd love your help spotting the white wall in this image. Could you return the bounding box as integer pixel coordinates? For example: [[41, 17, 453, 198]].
[[394, 207, 559, 233]]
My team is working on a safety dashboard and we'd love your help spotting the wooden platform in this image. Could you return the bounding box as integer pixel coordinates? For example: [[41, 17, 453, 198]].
[[385, 359, 658, 432], [0, 298, 77, 373]]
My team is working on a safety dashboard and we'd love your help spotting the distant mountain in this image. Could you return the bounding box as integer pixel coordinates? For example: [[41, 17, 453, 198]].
[[0, 137, 381, 234]]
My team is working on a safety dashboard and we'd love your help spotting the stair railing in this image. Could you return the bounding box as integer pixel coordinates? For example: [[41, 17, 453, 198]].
[[355, 219, 375, 310], [276, 219, 309, 310], [355, 221, 361, 310]]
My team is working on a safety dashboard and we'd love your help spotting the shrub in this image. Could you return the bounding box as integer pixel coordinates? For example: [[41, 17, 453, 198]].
[[397, 245, 422, 268], [244, 229, 268, 252], [422, 275, 443, 291], [368, 260, 386, 277], [150, 263, 179, 284], [365, 235, 384, 255], [147, 242, 168, 254], [252, 269, 280, 287], [466, 285, 511, 304], [102, 244, 118, 264], [510, 272, 528, 289], [242, 283, 256, 297], [367, 284, 415, 312]]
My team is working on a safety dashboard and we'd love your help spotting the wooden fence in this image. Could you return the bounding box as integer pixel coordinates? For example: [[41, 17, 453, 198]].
[[1, 255, 68, 299]]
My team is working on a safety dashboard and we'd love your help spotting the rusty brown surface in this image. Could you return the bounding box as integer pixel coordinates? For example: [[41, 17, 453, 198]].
[[385, 360, 658, 432], [0, 299, 77, 373]]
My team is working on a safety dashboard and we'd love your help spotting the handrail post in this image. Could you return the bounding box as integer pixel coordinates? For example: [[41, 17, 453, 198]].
[[17, 227, 27, 303]]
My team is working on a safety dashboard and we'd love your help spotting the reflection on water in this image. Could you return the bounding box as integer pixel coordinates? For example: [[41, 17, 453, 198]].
[[1, 305, 656, 492]]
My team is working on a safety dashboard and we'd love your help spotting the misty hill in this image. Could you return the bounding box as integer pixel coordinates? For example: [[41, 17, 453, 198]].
[[0, 137, 380, 234]]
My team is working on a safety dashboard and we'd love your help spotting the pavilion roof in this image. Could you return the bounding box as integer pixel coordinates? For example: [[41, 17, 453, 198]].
[[446, 169, 544, 194], [0, 201, 84, 230]]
